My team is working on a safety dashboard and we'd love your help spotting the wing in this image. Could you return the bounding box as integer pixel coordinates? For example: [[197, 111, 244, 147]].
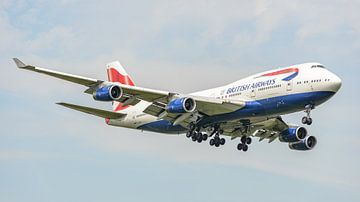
[[14, 58, 246, 124], [57, 102, 126, 119], [220, 117, 290, 143], [13, 58, 101, 90]]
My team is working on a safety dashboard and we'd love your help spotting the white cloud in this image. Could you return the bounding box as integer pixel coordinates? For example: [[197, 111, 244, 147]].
[[1, 0, 359, 193]]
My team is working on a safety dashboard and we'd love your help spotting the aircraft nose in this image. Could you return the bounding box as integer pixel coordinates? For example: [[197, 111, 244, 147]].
[[330, 73, 342, 92]]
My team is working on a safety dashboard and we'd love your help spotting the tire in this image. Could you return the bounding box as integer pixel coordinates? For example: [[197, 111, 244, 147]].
[[246, 137, 252, 145], [215, 142, 220, 147], [242, 144, 248, 152], [202, 134, 208, 141], [302, 117, 308, 124], [241, 136, 247, 144], [192, 135, 197, 142], [210, 139, 215, 146], [307, 118, 313, 125], [197, 138, 202, 143], [237, 143, 243, 151], [214, 137, 220, 145], [186, 131, 192, 138], [220, 138, 225, 145]]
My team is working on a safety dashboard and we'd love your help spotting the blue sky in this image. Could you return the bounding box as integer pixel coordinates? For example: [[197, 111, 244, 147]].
[[1, 0, 360, 202]]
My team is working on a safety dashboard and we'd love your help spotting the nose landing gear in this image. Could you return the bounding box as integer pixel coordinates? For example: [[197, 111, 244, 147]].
[[302, 104, 314, 125]]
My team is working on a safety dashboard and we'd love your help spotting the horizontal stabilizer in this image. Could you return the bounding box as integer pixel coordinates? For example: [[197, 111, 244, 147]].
[[57, 102, 126, 119]]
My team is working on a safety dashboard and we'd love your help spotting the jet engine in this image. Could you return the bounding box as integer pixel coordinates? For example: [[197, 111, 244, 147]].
[[279, 126, 307, 143], [166, 97, 196, 113], [93, 85, 123, 101], [289, 136, 317, 151]]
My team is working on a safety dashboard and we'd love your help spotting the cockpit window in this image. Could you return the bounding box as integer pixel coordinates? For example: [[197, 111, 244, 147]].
[[311, 65, 326, 69]]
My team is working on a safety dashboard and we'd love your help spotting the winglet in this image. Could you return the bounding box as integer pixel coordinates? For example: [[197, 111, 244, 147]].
[[13, 58, 27, 68]]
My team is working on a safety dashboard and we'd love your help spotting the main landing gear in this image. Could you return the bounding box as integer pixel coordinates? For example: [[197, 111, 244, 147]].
[[237, 136, 252, 152], [186, 123, 225, 147], [302, 104, 314, 125], [186, 130, 208, 143], [186, 122, 208, 143], [209, 132, 226, 147], [208, 126, 225, 147]]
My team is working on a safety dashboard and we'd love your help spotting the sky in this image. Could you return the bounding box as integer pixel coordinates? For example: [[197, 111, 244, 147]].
[[1, 0, 360, 202]]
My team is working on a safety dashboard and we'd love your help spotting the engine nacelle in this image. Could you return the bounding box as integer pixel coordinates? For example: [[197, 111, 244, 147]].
[[289, 136, 317, 151], [93, 85, 123, 101], [279, 126, 307, 143], [166, 97, 196, 113]]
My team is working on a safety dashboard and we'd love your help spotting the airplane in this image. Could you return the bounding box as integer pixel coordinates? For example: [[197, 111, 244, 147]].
[[13, 58, 342, 152]]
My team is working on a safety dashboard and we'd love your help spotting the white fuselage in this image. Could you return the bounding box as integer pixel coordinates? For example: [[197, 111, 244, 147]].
[[107, 63, 342, 133]]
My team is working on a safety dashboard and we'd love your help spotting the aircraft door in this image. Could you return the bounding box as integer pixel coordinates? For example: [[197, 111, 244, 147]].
[[286, 81, 293, 91], [251, 89, 256, 98]]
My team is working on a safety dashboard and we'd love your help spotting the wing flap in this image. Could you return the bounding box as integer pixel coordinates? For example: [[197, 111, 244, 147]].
[[220, 117, 290, 143], [57, 102, 126, 119]]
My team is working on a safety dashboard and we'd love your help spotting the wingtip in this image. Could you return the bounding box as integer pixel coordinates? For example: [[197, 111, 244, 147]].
[[13, 58, 27, 68]]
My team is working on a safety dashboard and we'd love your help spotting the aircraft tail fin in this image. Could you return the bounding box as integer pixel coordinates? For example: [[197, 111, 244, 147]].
[[106, 61, 135, 86], [106, 61, 135, 112]]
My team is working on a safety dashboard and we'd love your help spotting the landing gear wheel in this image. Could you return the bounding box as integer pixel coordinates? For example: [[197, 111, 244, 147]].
[[307, 117, 313, 125], [210, 139, 215, 146], [186, 131, 192, 138], [202, 134, 208, 141], [214, 137, 220, 145], [215, 142, 220, 147], [241, 136, 247, 144], [237, 143, 243, 151], [191, 135, 197, 142], [246, 137, 252, 145], [302, 116, 313, 125], [220, 138, 225, 145], [196, 133, 203, 143], [242, 144, 248, 152], [302, 117, 308, 124]]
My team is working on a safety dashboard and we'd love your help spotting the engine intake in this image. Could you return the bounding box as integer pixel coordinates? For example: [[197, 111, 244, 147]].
[[166, 97, 196, 113], [289, 136, 317, 151], [279, 126, 307, 143], [93, 85, 123, 101]]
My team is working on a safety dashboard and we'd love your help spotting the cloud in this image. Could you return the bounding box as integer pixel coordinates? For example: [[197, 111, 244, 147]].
[[1, 0, 360, 194]]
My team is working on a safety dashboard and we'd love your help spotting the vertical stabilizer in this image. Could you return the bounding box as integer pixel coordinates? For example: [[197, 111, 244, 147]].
[[106, 61, 135, 111]]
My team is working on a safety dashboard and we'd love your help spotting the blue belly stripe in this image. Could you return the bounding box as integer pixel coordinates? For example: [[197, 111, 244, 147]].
[[138, 91, 335, 133]]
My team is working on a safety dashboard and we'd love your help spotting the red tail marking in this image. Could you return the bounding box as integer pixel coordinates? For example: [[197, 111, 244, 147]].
[[107, 68, 135, 86], [107, 67, 134, 112], [114, 103, 129, 111]]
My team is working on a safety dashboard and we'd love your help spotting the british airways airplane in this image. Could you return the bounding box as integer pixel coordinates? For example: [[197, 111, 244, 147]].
[[13, 58, 341, 152]]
